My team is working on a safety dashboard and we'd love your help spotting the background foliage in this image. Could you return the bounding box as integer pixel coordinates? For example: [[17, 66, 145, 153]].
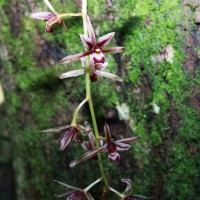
[[0, 0, 200, 199]]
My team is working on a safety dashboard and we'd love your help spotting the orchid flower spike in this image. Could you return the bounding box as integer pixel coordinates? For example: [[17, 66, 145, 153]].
[[54, 178, 102, 200], [40, 123, 91, 151], [59, 15, 124, 64], [30, 0, 67, 32], [59, 57, 123, 82], [69, 123, 140, 168]]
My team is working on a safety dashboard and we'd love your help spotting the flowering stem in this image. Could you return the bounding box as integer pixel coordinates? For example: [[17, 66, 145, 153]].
[[71, 98, 88, 126], [59, 13, 82, 18], [82, 0, 109, 188]]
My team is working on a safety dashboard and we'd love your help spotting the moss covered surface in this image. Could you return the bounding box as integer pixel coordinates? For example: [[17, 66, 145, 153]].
[[1, 0, 200, 199]]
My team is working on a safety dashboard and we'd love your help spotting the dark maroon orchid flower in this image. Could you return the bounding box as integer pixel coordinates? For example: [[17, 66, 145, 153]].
[[102, 124, 140, 162], [69, 123, 140, 168], [59, 15, 124, 64], [40, 123, 90, 151], [54, 178, 102, 200], [30, 0, 67, 32], [109, 179, 153, 200]]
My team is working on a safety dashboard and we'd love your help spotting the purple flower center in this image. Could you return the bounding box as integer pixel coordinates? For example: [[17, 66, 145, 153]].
[[107, 142, 117, 155], [91, 46, 105, 63], [68, 191, 87, 200]]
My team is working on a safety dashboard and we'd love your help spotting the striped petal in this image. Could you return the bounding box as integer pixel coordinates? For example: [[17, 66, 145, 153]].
[[85, 15, 96, 44], [103, 47, 125, 53], [30, 12, 55, 20], [54, 180, 81, 191], [69, 150, 99, 168], [97, 32, 115, 48], [113, 141, 131, 151], [40, 125, 70, 133], [59, 69, 84, 79], [94, 70, 123, 82], [59, 51, 90, 64], [117, 137, 140, 144], [69, 146, 105, 168], [104, 123, 112, 143], [60, 128, 77, 150], [81, 141, 92, 150], [80, 34, 94, 49]]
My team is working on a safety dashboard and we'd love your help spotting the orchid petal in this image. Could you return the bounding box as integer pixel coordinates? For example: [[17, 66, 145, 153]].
[[117, 137, 140, 144], [83, 121, 96, 148], [85, 15, 96, 44], [128, 195, 154, 199], [45, 15, 61, 26], [60, 128, 77, 150], [54, 180, 82, 191], [81, 141, 92, 150], [30, 12, 55, 20], [44, 0, 57, 14], [59, 69, 84, 79], [80, 34, 93, 49], [95, 62, 108, 70], [76, 123, 91, 135], [108, 152, 120, 162], [97, 32, 115, 48], [59, 51, 90, 64], [104, 123, 112, 143], [69, 146, 106, 168], [113, 141, 131, 150], [94, 70, 123, 82], [81, 57, 86, 67], [121, 179, 133, 195], [69, 149, 99, 168], [88, 131, 96, 149], [54, 191, 75, 198], [40, 125, 70, 133], [102, 47, 125, 53]]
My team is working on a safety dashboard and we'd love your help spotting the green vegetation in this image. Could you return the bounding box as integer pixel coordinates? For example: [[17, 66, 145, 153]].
[[1, 0, 199, 199]]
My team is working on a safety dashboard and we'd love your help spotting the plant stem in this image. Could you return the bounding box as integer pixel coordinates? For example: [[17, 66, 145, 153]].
[[71, 98, 88, 126], [82, 0, 109, 188], [59, 13, 82, 18]]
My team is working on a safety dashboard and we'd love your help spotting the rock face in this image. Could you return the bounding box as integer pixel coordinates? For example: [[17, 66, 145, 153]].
[[1, 0, 200, 199]]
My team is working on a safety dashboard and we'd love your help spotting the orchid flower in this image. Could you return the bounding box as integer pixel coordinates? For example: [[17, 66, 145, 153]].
[[59, 15, 124, 64], [40, 123, 90, 151], [101, 124, 140, 162], [59, 57, 123, 82], [80, 122, 103, 152], [54, 178, 102, 200], [69, 123, 140, 168], [30, 0, 67, 32], [109, 179, 153, 200]]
